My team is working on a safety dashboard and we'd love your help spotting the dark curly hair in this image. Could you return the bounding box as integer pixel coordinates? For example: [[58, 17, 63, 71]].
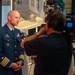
[[45, 11, 73, 43]]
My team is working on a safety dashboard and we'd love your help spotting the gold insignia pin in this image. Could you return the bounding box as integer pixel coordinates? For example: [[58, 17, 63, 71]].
[[6, 43, 10, 46]]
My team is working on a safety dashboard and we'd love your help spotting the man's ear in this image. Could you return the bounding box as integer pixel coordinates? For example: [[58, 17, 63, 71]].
[[46, 24, 49, 32], [8, 16, 11, 21]]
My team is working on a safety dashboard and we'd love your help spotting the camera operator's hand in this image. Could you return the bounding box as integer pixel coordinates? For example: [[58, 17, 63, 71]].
[[37, 25, 46, 36], [20, 25, 46, 48]]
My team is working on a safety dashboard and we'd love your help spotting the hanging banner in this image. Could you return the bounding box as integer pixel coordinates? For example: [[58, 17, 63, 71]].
[[58, 0, 65, 9]]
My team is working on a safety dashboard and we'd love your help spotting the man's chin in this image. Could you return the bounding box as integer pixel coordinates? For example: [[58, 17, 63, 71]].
[[15, 24, 18, 26]]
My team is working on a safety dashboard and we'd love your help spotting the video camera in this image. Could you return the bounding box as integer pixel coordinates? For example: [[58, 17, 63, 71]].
[[63, 16, 75, 41], [20, 32, 27, 39], [65, 20, 74, 32]]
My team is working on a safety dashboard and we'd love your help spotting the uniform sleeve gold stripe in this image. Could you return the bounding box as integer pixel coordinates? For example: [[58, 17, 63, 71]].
[[0, 57, 10, 67], [19, 54, 24, 60]]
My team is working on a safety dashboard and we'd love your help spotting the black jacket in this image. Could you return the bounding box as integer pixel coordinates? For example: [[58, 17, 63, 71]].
[[24, 33, 72, 75]]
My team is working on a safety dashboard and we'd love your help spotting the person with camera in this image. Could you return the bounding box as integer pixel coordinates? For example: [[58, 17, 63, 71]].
[[21, 10, 72, 75]]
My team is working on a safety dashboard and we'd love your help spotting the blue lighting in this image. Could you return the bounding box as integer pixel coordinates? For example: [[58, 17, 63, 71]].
[[67, 22, 73, 28]]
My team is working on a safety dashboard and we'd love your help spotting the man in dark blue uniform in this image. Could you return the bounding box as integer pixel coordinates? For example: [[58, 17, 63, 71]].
[[0, 10, 24, 75], [21, 11, 72, 75]]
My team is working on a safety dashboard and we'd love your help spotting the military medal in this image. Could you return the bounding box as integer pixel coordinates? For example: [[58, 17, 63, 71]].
[[5, 34, 10, 37], [17, 33, 20, 37]]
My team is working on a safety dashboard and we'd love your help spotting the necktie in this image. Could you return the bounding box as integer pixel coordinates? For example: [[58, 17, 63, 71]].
[[11, 30, 15, 37], [12, 30, 14, 33]]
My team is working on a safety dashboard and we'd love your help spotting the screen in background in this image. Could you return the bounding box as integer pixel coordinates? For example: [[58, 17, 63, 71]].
[[67, 22, 73, 28]]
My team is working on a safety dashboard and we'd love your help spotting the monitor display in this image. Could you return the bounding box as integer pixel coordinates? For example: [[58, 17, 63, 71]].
[[66, 21, 74, 28], [63, 21, 74, 33]]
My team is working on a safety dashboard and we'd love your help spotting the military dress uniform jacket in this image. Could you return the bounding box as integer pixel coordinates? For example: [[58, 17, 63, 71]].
[[0, 24, 24, 75]]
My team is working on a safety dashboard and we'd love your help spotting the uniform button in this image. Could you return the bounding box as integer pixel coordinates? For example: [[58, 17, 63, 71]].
[[6, 43, 10, 46], [15, 51, 17, 53], [8, 40, 9, 41], [1, 57, 4, 59], [19, 39, 21, 41], [15, 45, 16, 47], [15, 58, 17, 60]]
